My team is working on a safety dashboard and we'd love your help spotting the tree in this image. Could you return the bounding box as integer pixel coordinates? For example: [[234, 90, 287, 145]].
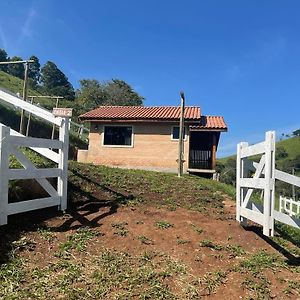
[[7, 56, 24, 79], [293, 129, 300, 137], [28, 55, 40, 87], [76, 78, 144, 115], [40, 61, 75, 100], [0, 49, 8, 72], [104, 79, 144, 106], [76, 79, 107, 111]]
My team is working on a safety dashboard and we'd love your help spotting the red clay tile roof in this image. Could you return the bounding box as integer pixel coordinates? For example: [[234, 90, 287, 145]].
[[190, 116, 227, 131], [79, 106, 201, 121]]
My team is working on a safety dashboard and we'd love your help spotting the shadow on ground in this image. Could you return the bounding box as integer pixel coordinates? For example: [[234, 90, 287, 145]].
[[0, 169, 135, 265], [245, 225, 300, 266]]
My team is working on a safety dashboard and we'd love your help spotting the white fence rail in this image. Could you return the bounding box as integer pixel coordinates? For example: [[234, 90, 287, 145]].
[[279, 196, 300, 217], [236, 131, 300, 237], [0, 90, 69, 225]]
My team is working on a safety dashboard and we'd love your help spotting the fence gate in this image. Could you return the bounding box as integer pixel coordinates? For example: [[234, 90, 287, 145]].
[[0, 89, 69, 225], [236, 131, 300, 237]]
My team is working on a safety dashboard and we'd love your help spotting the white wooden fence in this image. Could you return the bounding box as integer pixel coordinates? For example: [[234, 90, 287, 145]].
[[236, 131, 300, 237], [279, 196, 300, 217], [0, 89, 69, 225]]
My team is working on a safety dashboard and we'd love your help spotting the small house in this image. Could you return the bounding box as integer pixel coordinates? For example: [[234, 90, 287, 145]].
[[78, 106, 227, 174]]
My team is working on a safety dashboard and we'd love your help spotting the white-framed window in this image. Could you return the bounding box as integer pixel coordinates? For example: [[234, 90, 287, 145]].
[[171, 126, 186, 140], [103, 125, 133, 147]]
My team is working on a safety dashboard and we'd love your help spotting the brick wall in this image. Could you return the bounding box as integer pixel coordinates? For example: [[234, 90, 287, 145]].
[[77, 122, 190, 172]]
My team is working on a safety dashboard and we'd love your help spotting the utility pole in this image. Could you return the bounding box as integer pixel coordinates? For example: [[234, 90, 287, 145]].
[[26, 95, 64, 138], [25, 96, 34, 137], [292, 168, 296, 201], [0, 59, 34, 134], [178, 91, 185, 177], [51, 96, 63, 140]]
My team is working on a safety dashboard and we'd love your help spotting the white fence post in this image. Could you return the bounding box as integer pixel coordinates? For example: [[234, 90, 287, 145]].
[[236, 142, 248, 225], [0, 125, 9, 225], [58, 117, 69, 211], [263, 131, 275, 237]]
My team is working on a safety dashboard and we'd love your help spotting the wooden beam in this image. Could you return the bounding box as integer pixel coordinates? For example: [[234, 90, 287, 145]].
[[212, 134, 217, 170], [178, 92, 185, 177]]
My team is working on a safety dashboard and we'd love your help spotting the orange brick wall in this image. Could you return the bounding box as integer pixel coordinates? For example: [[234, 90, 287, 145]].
[[77, 122, 190, 172]]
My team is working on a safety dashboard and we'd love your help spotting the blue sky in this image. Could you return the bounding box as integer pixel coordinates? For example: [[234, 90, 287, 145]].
[[1, 0, 300, 157]]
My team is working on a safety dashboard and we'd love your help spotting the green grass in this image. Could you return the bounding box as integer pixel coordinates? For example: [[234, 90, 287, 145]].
[[56, 227, 99, 257], [1, 159, 300, 298], [0, 70, 41, 97], [68, 161, 236, 213], [276, 136, 300, 161], [155, 220, 174, 229], [0, 70, 74, 109], [111, 222, 129, 236]]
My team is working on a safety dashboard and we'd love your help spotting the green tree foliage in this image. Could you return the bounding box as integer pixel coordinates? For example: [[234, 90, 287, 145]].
[[76, 79, 107, 111], [104, 79, 144, 106], [28, 55, 40, 87], [40, 61, 75, 100], [7, 56, 24, 79], [76, 78, 144, 115], [0, 49, 8, 72]]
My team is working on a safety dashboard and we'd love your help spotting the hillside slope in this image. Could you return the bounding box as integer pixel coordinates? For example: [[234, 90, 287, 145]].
[[1, 161, 300, 299], [219, 135, 300, 165], [219, 135, 300, 171], [0, 71, 87, 149]]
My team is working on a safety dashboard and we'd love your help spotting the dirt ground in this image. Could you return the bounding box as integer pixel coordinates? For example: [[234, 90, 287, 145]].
[[2, 198, 297, 299], [1, 163, 300, 299]]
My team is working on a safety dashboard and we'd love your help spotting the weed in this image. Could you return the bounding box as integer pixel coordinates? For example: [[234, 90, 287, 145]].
[[111, 222, 129, 236], [163, 197, 177, 211], [239, 250, 284, 275], [57, 227, 99, 255], [176, 239, 191, 245], [11, 236, 36, 251], [0, 255, 25, 298], [225, 244, 245, 257], [155, 220, 174, 229], [139, 251, 158, 263], [284, 279, 300, 295], [38, 227, 55, 242], [199, 239, 223, 251], [242, 276, 271, 299], [200, 270, 227, 295], [190, 224, 203, 234], [137, 235, 153, 245]]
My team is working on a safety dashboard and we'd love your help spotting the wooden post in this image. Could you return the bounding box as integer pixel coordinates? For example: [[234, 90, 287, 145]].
[[178, 92, 185, 177], [236, 142, 248, 226], [263, 131, 275, 236], [20, 61, 30, 134], [57, 117, 70, 211], [25, 97, 34, 137], [212, 134, 217, 170], [51, 97, 60, 140], [0, 125, 9, 225]]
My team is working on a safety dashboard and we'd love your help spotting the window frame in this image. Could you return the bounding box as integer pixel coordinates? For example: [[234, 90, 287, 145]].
[[102, 125, 134, 148], [171, 126, 187, 141]]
